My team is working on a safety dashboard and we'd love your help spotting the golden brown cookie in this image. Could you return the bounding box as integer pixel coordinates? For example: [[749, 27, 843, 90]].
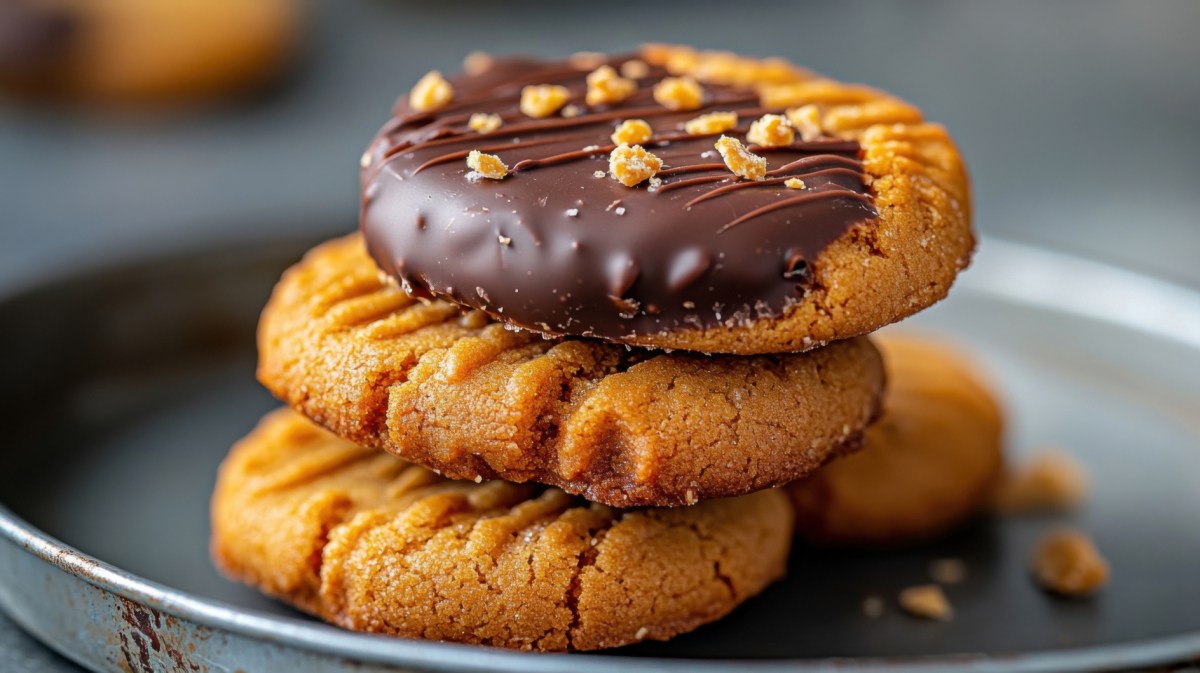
[[211, 409, 794, 651], [360, 45, 973, 355], [0, 0, 298, 103], [258, 235, 885, 508], [787, 333, 1004, 547]]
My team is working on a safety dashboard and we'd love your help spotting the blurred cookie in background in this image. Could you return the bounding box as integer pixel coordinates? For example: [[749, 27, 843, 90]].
[[0, 0, 300, 104], [788, 333, 1005, 547]]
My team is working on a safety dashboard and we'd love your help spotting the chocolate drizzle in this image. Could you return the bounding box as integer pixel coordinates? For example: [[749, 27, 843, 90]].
[[360, 53, 878, 340]]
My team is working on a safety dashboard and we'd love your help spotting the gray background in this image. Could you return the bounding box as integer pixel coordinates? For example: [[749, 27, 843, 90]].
[[2, 1, 1198, 670]]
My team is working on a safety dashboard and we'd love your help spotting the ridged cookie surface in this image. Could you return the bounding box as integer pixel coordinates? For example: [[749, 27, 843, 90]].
[[258, 235, 885, 507], [211, 409, 793, 651], [788, 333, 1004, 546]]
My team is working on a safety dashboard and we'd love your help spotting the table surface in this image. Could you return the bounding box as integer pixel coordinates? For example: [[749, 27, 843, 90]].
[[2, 2, 1198, 670]]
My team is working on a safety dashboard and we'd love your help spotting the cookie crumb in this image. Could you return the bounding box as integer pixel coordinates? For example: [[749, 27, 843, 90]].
[[593, 170, 606, 179], [611, 119, 653, 146], [620, 59, 650, 79], [409, 70, 453, 112], [653, 76, 704, 111], [568, 51, 607, 71], [898, 585, 953, 621], [497, 234, 512, 246], [990, 450, 1088, 515], [466, 151, 508, 180], [786, 104, 823, 141], [785, 177, 806, 189], [928, 558, 967, 585], [566, 208, 580, 217], [608, 144, 663, 187], [747, 114, 795, 148], [468, 113, 502, 134], [862, 595, 884, 619], [683, 111, 738, 136], [587, 65, 637, 106], [520, 84, 571, 118], [634, 626, 649, 640], [1032, 529, 1109, 597], [715, 135, 766, 181]]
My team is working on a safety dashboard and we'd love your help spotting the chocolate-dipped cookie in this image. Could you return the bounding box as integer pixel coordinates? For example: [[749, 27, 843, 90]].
[[360, 45, 973, 355], [257, 235, 885, 508], [211, 408, 794, 651]]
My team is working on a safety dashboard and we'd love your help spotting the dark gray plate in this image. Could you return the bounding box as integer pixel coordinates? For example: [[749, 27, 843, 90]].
[[2, 233, 1200, 673]]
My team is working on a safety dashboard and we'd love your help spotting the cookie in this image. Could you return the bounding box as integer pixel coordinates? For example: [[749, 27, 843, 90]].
[[257, 235, 885, 508], [787, 333, 1004, 547], [211, 409, 794, 651], [0, 0, 297, 103], [360, 45, 973, 355]]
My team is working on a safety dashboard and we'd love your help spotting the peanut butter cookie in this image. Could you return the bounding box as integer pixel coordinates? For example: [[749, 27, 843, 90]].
[[258, 235, 885, 507], [211, 409, 793, 651]]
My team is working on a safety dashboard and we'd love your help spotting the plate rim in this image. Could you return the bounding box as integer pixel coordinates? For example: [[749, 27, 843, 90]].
[[3, 236, 1200, 673]]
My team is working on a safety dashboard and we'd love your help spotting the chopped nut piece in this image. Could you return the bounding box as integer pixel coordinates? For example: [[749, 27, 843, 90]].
[[568, 51, 607, 70], [561, 104, 582, 118], [786, 104, 824, 141], [653, 76, 704, 111], [1032, 529, 1109, 597], [611, 119, 653, 145], [784, 177, 806, 189], [359, 150, 372, 169], [862, 595, 884, 618], [747, 113, 795, 147], [683, 111, 738, 135], [608, 144, 662, 187], [468, 113, 502, 133], [990, 451, 1088, 515], [462, 51, 493, 76], [929, 559, 967, 585], [466, 150, 508, 180], [898, 585, 953, 621], [634, 626, 649, 640], [620, 59, 651, 79], [715, 135, 766, 181], [520, 84, 572, 118], [409, 70, 453, 112], [592, 170, 606, 178], [586, 65, 637, 106]]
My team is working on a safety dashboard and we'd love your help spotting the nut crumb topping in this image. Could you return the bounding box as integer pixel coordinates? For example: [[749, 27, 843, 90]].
[[928, 558, 967, 585], [990, 451, 1088, 515], [561, 104, 583, 118], [786, 104, 824, 141], [715, 135, 766, 181], [468, 113, 502, 133], [1032, 529, 1109, 597], [611, 119, 653, 145], [653, 76, 704, 111], [593, 170, 606, 178], [747, 113, 795, 147], [466, 150, 508, 180], [683, 111, 738, 135], [862, 595, 884, 618], [462, 51, 493, 76], [586, 65, 637, 106], [784, 177, 806, 189], [409, 70, 453, 112], [608, 144, 662, 187], [520, 84, 572, 118], [568, 51, 607, 71], [898, 585, 953, 621], [620, 59, 651, 79]]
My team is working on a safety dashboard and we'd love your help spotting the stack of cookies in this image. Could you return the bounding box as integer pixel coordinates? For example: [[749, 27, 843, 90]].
[[211, 45, 999, 651]]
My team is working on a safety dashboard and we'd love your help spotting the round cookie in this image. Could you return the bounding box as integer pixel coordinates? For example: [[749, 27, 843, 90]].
[[211, 409, 794, 652], [257, 235, 885, 508], [360, 44, 973, 355], [0, 0, 298, 103], [787, 333, 1004, 547]]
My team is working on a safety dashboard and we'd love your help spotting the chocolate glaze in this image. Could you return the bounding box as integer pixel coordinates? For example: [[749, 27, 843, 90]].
[[361, 53, 878, 340]]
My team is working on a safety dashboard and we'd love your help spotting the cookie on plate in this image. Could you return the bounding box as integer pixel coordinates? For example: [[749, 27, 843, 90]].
[[788, 333, 1004, 547], [359, 45, 973, 355], [211, 409, 794, 651], [0, 0, 298, 102], [258, 235, 885, 508]]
